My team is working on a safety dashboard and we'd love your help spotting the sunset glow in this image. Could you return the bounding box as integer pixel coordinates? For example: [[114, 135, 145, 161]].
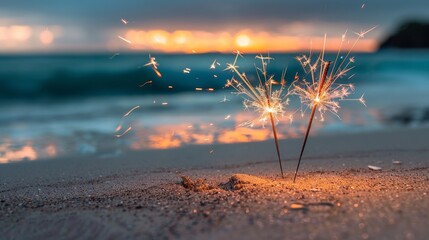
[[121, 29, 377, 53], [39, 29, 54, 45]]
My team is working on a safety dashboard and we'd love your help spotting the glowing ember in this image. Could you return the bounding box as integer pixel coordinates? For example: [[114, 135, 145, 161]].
[[115, 105, 140, 138], [139, 80, 153, 88], [183, 67, 191, 74], [121, 18, 128, 25], [144, 55, 162, 77], [210, 59, 218, 69], [220, 96, 230, 103], [118, 35, 132, 44]]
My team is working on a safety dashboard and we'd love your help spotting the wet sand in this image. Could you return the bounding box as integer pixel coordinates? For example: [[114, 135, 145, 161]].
[[1, 127, 428, 239]]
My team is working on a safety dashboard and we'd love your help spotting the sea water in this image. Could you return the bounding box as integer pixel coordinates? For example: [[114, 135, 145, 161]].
[[1, 51, 428, 163]]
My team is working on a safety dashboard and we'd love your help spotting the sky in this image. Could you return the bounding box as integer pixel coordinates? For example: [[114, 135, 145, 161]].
[[0, 0, 428, 53]]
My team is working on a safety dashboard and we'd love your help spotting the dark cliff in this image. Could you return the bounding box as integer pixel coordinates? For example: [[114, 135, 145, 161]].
[[379, 21, 429, 49]]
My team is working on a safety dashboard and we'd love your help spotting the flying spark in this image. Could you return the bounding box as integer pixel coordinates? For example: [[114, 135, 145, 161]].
[[144, 55, 162, 77], [115, 126, 132, 138], [210, 59, 218, 69], [220, 96, 230, 103], [183, 68, 191, 74], [121, 18, 128, 25], [115, 105, 140, 137], [139, 80, 153, 88], [109, 53, 120, 60], [118, 35, 132, 44]]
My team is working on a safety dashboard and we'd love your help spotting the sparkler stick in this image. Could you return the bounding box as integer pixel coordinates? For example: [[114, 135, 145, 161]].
[[259, 55, 284, 178], [265, 93, 284, 178], [293, 61, 331, 183]]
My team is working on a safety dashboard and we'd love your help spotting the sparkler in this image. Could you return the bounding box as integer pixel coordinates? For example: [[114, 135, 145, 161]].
[[225, 52, 292, 178], [292, 28, 376, 182]]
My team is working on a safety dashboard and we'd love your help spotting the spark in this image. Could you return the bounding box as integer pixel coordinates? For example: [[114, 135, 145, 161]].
[[292, 31, 370, 182], [207, 88, 214, 92], [123, 105, 140, 118], [210, 59, 218, 69], [115, 126, 132, 138], [213, 75, 218, 78], [220, 96, 230, 103], [115, 105, 140, 138], [225, 52, 292, 178], [354, 25, 377, 38], [120, 18, 128, 25], [109, 53, 120, 60], [118, 35, 132, 44], [224, 114, 231, 120], [361, 3, 365, 9], [195, 88, 203, 91], [183, 68, 191, 74], [139, 80, 153, 88], [359, 94, 366, 106], [168, 85, 173, 89], [162, 102, 168, 105], [144, 55, 162, 77], [209, 150, 214, 154]]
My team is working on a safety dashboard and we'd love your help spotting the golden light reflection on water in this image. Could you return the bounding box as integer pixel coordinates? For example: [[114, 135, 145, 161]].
[[0, 108, 373, 163], [0, 141, 58, 164], [0, 142, 37, 164], [129, 112, 310, 150]]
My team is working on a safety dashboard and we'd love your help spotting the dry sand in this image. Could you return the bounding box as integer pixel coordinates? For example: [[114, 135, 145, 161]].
[[1, 127, 428, 239]]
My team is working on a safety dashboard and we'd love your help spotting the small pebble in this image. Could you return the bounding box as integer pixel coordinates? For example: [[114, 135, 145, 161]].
[[368, 165, 382, 171], [289, 203, 307, 210]]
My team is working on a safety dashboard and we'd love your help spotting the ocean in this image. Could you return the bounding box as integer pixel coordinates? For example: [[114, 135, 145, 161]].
[[1, 51, 429, 163]]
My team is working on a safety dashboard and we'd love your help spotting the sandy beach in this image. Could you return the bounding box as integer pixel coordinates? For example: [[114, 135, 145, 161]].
[[1, 127, 428, 240]]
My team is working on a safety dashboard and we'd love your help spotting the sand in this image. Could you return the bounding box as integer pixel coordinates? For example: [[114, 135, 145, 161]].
[[1, 127, 428, 239]]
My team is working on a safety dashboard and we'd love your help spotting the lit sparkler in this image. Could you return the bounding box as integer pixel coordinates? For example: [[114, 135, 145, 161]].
[[225, 52, 292, 178], [292, 28, 376, 182]]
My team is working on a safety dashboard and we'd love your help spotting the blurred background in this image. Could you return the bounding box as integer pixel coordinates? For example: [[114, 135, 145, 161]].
[[1, 0, 428, 164]]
